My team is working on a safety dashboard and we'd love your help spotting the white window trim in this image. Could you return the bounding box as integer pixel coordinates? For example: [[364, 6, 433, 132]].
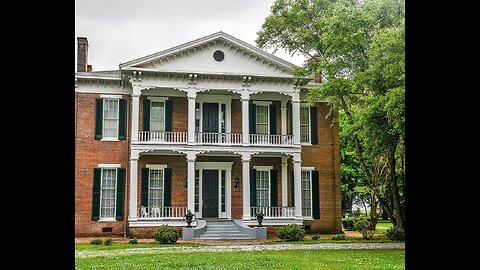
[[102, 98, 120, 140], [253, 100, 272, 106], [300, 105, 311, 144], [255, 168, 271, 207], [255, 104, 270, 135], [253, 166, 273, 170], [100, 94, 122, 99], [147, 96, 169, 102], [99, 168, 117, 221], [146, 164, 168, 170], [148, 167, 165, 209], [98, 164, 122, 168], [301, 170, 313, 219]]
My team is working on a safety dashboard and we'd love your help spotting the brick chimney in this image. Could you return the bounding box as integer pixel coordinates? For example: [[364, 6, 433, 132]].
[[77, 37, 89, 72]]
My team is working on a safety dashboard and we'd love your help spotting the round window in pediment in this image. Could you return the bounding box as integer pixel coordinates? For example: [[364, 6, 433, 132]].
[[213, 50, 225, 61]]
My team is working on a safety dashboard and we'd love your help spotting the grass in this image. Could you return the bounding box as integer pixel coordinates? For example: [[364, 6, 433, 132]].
[[75, 242, 203, 251], [375, 219, 394, 233], [75, 249, 404, 269]]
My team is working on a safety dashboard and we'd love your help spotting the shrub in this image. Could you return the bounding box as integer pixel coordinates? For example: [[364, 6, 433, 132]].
[[331, 234, 346, 240], [342, 217, 368, 231], [276, 224, 305, 242], [386, 228, 405, 241], [352, 209, 362, 217], [90, 239, 103, 245], [104, 238, 113, 245], [354, 219, 374, 240], [311, 234, 320, 240], [154, 225, 179, 244], [129, 238, 138, 244]]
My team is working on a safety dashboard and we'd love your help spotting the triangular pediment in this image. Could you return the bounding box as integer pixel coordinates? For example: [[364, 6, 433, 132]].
[[120, 32, 297, 77]]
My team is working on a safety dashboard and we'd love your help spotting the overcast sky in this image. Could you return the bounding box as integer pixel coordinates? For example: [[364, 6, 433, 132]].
[[75, 0, 307, 72]]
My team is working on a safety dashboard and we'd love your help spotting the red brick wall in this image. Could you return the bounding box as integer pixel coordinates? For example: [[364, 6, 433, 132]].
[[75, 92, 130, 237], [231, 99, 242, 134]]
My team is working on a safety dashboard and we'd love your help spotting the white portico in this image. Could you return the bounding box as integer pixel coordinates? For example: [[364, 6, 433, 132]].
[[116, 32, 312, 227]]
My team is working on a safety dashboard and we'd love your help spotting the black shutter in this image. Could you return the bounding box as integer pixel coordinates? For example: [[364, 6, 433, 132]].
[[270, 170, 278, 207], [290, 170, 294, 207], [94, 99, 103, 140], [92, 169, 102, 221], [141, 168, 149, 208], [310, 106, 318, 144], [142, 98, 150, 132], [116, 168, 125, 220], [250, 169, 257, 207], [249, 103, 256, 134], [312, 170, 320, 219], [164, 168, 172, 207], [269, 104, 277, 135], [165, 99, 173, 132], [118, 99, 127, 140]]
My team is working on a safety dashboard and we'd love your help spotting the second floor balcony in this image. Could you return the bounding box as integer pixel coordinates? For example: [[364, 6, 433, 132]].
[[137, 131, 295, 147]]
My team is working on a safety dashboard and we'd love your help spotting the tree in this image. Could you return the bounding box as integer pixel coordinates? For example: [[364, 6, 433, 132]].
[[257, 0, 405, 229]]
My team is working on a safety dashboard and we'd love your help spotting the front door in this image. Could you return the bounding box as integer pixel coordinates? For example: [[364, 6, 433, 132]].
[[202, 103, 219, 133], [202, 170, 219, 218]]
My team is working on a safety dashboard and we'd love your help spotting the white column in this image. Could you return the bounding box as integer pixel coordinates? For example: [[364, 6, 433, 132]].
[[292, 92, 301, 145], [128, 154, 139, 220], [186, 151, 196, 215], [187, 90, 197, 145], [281, 99, 287, 136], [131, 86, 141, 141], [281, 156, 288, 207], [293, 153, 303, 220], [241, 152, 252, 220], [241, 91, 250, 145]]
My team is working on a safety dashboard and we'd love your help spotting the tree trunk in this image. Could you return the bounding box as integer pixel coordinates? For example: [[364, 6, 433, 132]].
[[379, 197, 396, 226], [387, 140, 405, 229], [369, 192, 378, 230]]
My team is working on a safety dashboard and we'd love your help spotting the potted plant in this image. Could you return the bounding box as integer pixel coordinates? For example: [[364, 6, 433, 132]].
[[255, 212, 264, 227], [185, 209, 194, 228]]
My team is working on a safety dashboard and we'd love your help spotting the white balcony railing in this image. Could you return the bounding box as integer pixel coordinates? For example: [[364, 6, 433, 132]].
[[196, 132, 242, 145], [251, 206, 295, 218], [138, 131, 188, 143], [250, 134, 294, 146], [139, 206, 188, 219]]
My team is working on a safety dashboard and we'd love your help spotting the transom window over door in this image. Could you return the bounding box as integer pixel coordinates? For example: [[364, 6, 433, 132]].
[[301, 171, 312, 217], [256, 170, 270, 207], [100, 168, 117, 219], [300, 107, 311, 143], [150, 101, 165, 132], [103, 99, 119, 139], [149, 169, 164, 209], [256, 105, 269, 134]]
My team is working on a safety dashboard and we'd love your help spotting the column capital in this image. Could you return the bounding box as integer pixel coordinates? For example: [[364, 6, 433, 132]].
[[132, 84, 142, 97], [185, 151, 197, 162], [240, 90, 250, 101], [240, 152, 252, 162], [187, 89, 197, 99]]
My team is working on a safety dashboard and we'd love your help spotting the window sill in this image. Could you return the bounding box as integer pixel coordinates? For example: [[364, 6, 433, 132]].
[[301, 143, 312, 146], [98, 218, 116, 222], [302, 217, 314, 220], [101, 138, 119, 142]]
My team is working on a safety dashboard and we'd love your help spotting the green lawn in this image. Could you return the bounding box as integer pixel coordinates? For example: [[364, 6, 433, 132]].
[[375, 219, 394, 233], [75, 249, 404, 269], [75, 242, 203, 251]]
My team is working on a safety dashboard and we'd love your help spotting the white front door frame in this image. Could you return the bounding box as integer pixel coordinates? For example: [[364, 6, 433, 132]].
[[195, 162, 233, 219]]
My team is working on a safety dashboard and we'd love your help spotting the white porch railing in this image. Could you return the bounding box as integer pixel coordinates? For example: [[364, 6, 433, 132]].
[[139, 206, 188, 219], [196, 132, 242, 144], [138, 131, 188, 143], [251, 206, 296, 218], [250, 134, 294, 146]]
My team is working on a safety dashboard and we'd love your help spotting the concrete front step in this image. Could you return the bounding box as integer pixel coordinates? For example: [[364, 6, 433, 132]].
[[194, 220, 255, 240]]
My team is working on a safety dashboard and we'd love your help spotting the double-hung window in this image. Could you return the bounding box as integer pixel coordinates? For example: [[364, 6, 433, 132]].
[[256, 105, 269, 135], [103, 99, 119, 139], [100, 168, 117, 220], [150, 101, 165, 132], [256, 170, 270, 207], [148, 169, 164, 209], [301, 170, 312, 217], [300, 106, 311, 143]]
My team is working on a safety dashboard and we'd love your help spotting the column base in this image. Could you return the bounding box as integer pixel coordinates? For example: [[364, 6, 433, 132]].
[[127, 217, 138, 222], [294, 215, 304, 221], [242, 215, 252, 221]]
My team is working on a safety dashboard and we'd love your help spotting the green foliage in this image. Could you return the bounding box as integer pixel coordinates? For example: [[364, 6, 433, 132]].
[[89, 239, 103, 245], [311, 234, 320, 240], [104, 238, 113, 246], [386, 228, 405, 241], [342, 216, 368, 231], [153, 225, 179, 244], [276, 224, 306, 241], [354, 219, 375, 240], [129, 238, 138, 245], [332, 234, 346, 240]]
